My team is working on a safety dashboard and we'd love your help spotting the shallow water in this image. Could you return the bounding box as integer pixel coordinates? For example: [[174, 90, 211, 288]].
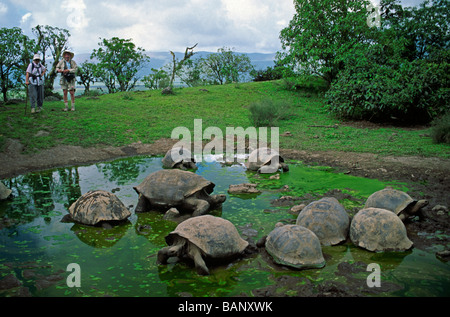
[[1, 156, 449, 297]]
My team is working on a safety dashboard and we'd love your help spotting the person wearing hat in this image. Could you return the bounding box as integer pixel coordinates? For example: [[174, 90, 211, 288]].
[[25, 54, 46, 114], [56, 50, 78, 111]]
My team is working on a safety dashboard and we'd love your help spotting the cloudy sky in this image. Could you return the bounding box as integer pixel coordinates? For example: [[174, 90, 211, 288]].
[[1, 0, 424, 55]]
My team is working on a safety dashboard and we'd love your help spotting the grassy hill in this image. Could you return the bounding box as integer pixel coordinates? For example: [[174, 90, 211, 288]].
[[1, 80, 448, 158]]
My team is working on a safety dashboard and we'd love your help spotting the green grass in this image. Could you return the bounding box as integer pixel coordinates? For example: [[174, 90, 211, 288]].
[[0, 80, 449, 158]]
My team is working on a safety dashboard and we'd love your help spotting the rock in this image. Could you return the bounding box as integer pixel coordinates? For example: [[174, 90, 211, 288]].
[[269, 174, 280, 180], [161, 87, 174, 95], [0, 182, 12, 200], [34, 130, 50, 137], [228, 183, 261, 194], [0, 274, 22, 290], [432, 205, 448, 214], [163, 207, 180, 220], [436, 250, 450, 261]]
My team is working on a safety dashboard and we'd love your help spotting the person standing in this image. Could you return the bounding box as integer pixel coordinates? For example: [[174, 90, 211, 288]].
[[25, 54, 46, 114], [56, 50, 78, 111]]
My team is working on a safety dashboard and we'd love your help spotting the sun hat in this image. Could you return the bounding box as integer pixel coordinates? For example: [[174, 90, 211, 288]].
[[33, 54, 41, 61], [63, 50, 75, 59]]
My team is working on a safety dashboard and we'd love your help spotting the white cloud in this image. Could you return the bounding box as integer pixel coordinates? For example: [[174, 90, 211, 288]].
[[20, 12, 32, 24], [0, 2, 7, 15], [3, 0, 295, 54]]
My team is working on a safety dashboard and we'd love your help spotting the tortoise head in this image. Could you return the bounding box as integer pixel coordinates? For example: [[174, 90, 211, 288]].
[[411, 199, 429, 214], [209, 194, 226, 206]]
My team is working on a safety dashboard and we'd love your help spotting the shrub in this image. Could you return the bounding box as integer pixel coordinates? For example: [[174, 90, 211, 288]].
[[326, 51, 449, 124], [281, 75, 328, 94], [248, 99, 292, 127], [251, 66, 284, 82], [431, 112, 450, 144]]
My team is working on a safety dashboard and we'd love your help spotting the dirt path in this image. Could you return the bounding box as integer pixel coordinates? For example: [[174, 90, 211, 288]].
[[1, 137, 449, 210]]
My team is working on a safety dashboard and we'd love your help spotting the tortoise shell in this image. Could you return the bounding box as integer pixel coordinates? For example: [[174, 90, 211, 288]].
[[165, 215, 248, 259], [248, 147, 284, 171], [364, 188, 415, 216], [162, 147, 196, 168], [134, 169, 215, 207], [265, 225, 326, 269], [296, 197, 350, 246], [68, 190, 131, 225], [350, 207, 413, 252]]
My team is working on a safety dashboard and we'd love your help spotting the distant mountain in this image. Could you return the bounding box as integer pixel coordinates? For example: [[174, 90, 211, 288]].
[[73, 51, 276, 74], [51, 51, 276, 90]]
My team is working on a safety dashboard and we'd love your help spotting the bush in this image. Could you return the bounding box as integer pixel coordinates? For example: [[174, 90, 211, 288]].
[[326, 51, 450, 124], [431, 112, 450, 144], [251, 66, 284, 82], [248, 99, 292, 127], [281, 75, 328, 94]]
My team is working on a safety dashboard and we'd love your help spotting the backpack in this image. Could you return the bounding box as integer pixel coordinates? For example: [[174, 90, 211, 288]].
[[63, 61, 76, 81], [30, 63, 42, 81]]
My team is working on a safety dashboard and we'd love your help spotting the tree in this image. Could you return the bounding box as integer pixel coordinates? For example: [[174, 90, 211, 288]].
[[0, 27, 35, 102], [142, 68, 170, 89], [32, 25, 70, 93], [277, 0, 375, 86], [168, 43, 198, 87], [91, 37, 150, 93], [77, 61, 97, 94], [177, 58, 205, 87], [325, 0, 449, 123], [200, 47, 254, 84]]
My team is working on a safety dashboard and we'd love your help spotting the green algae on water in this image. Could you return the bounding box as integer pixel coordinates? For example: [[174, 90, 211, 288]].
[[0, 156, 448, 297]]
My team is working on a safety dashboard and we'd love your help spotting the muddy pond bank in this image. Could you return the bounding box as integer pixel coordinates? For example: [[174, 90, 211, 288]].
[[1, 138, 449, 297]]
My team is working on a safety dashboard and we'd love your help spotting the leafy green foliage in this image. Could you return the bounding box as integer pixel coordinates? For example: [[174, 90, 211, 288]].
[[142, 68, 170, 90], [248, 98, 292, 127], [90, 37, 150, 93], [431, 112, 450, 144], [324, 0, 449, 123], [32, 25, 71, 92], [278, 0, 375, 85], [200, 47, 254, 84], [0, 27, 36, 102]]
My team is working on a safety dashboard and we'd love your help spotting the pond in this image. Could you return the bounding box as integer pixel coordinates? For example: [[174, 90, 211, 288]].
[[1, 155, 449, 297]]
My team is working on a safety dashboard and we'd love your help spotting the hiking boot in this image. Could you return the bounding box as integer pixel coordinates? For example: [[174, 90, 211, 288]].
[[31, 108, 36, 114], [71, 107, 75, 112]]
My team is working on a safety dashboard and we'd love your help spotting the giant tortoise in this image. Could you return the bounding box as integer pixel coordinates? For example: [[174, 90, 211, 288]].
[[350, 207, 413, 252], [296, 197, 350, 246], [247, 147, 289, 173], [259, 224, 326, 270], [133, 169, 226, 216], [64, 190, 131, 226], [162, 146, 197, 170], [364, 188, 428, 222], [157, 215, 252, 275]]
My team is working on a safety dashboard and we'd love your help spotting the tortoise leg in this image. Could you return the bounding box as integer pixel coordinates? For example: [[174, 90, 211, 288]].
[[189, 243, 209, 275], [135, 194, 151, 213], [185, 197, 210, 216], [280, 163, 289, 172]]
